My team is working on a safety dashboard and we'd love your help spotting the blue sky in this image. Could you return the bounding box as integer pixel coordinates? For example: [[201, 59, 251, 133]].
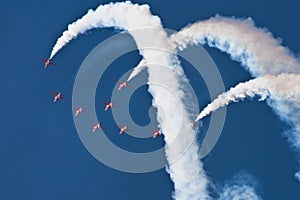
[[1, 0, 300, 199]]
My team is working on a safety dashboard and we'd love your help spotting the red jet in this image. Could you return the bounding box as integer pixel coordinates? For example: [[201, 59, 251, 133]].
[[91, 122, 106, 132], [51, 92, 66, 102], [152, 130, 161, 138], [41, 58, 58, 68], [191, 121, 197, 129], [73, 107, 88, 116], [118, 124, 133, 135], [102, 100, 115, 111], [191, 121, 201, 129], [116, 80, 132, 91]]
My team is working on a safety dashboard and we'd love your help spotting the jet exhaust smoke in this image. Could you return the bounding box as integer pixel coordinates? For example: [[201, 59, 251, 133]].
[[127, 59, 147, 82], [171, 15, 300, 77], [195, 74, 300, 121], [49, 2, 164, 59], [219, 172, 262, 200], [171, 15, 300, 182], [49, 2, 300, 198], [50, 1, 210, 199]]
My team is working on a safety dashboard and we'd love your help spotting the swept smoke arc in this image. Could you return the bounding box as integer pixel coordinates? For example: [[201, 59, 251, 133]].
[[171, 15, 300, 181], [127, 59, 147, 82], [195, 74, 300, 121], [170, 15, 300, 77], [49, 2, 210, 200]]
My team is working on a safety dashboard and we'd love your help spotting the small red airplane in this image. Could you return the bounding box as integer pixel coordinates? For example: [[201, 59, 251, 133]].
[[152, 130, 161, 138], [102, 100, 115, 111], [191, 121, 197, 129], [91, 122, 106, 132], [73, 107, 88, 116], [118, 124, 133, 135], [41, 58, 58, 68], [191, 121, 201, 129], [116, 80, 132, 90], [51, 92, 66, 102]]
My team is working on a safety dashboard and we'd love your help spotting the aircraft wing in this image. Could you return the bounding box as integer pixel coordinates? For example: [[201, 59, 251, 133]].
[[61, 96, 67, 100], [101, 100, 109, 105], [126, 128, 134, 132], [49, 61, 58, 66]]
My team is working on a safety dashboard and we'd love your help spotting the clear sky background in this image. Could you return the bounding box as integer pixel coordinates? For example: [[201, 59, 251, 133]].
[[1, 0, 300, 199]]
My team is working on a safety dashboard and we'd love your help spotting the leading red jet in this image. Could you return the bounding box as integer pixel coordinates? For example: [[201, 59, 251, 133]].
[[41, 58, 58, 68], [152, 130, 161, 138], [116, 80, 132, 91], [51, 92, 66, 102]]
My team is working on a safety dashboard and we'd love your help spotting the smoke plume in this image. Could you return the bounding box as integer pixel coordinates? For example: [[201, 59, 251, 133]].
[[171, 15, 300, 182], [50, 1, 210, 199], [195, 74, 300, 121], [127, 59, 147, 82]]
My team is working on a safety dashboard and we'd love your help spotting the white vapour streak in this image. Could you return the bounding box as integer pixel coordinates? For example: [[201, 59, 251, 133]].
[[171, 15, 300, 77], [196, 74, 300, 121], [50, 2, 210, 199], [219, 185, 261, 200], [219, 173, 261, 200], [127, 59, 147, 82], [171, 15, 300, 182]]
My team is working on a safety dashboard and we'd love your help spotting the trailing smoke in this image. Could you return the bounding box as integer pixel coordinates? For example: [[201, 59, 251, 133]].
[[50, 2, 210, 199], [171, 15, 300, 77], [171, 15, 300, 182], [195, 74, 300, 121], [218, 172, 261, 200], [49, 2, 300, 198], [127, 59, 147, 82]]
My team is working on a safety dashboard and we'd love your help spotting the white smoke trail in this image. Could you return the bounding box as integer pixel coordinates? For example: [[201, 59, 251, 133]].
[[195, 74, 300, 121], [127, 59, 147, 82], [170, 15, 300, 77], [219, 185, 261, 200], [171, 15, 300, 182], [50, 2, 210, 199], [49, 2, 164, 59], [219, 172, 261, 200]]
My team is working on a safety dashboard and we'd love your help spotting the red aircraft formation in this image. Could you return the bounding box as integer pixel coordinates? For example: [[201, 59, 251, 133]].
[[44, 59, 163, 138]]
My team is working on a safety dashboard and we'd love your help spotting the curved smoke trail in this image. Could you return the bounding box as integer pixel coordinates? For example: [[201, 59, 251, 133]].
[[170, 15, 300, 76], [50, 2, 210, 199], [49, 2, 300, 198], [127, 59, 147, 82], [50, 2, 168, 59], [195, 74, 300, 121], [171, 15, 300, 181]]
